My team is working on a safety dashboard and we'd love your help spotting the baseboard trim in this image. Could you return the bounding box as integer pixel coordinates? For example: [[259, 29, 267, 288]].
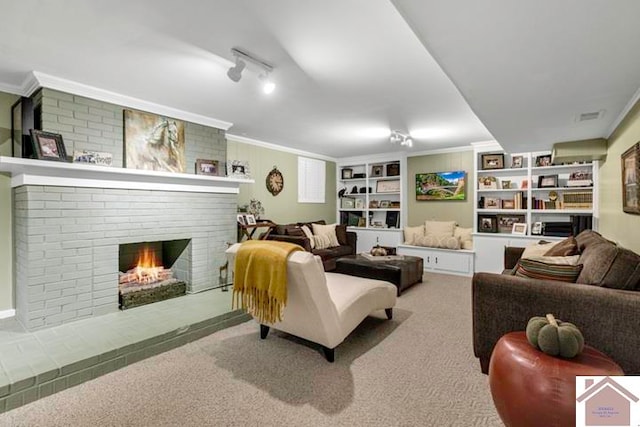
[[0, 309, 16, 319]]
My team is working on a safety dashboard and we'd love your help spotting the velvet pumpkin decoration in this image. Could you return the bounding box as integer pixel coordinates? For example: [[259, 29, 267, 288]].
[[526, 314, 585, 358]]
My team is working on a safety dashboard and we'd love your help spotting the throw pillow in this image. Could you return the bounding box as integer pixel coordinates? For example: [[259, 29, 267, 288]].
[[312, 234, 334, 250], [454, 226, 473, 250], [415, 235, 461, 250], [300, 225, 315, 249], [286, 227, 305, 237], [526, 255, 580, 265], [424, 220, 456, 237], [543, 236, 579, 257], [514, 258, 583, 283], [335, 224, 349, 246], [404, 225, 425, 245], [521, 241, 559, 259], [312, 223, 340, 248]]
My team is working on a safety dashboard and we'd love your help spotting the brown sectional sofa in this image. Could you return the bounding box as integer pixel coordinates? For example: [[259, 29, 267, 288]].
[[472, 230, 640, 375], [266, 220, 357, 271]]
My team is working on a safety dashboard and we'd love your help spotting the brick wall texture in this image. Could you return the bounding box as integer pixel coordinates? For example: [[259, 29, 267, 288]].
[[14, 89, 233, 330]]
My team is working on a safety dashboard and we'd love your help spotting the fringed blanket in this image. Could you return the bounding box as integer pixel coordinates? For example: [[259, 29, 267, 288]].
[[232, 240, 303, 324]]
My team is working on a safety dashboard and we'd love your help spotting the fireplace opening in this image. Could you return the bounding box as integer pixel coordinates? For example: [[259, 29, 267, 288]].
[[118, 239, 191, 309]]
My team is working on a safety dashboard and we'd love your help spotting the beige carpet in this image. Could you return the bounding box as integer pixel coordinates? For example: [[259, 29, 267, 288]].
[[0, 273, 501, 427]]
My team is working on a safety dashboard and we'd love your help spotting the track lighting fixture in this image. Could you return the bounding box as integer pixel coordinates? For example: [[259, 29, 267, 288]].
[[390, 130, 413, 148], [227, 47, 275, 94]]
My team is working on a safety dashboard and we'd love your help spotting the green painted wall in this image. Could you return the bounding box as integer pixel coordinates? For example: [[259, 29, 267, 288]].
[[598, 99, 640, 252], [407, 150, 475, 228], [227, 137, 336, 224], [0, 91, 19, 312]]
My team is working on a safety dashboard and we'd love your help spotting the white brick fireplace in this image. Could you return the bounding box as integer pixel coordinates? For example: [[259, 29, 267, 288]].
[[4, 157, 249, 330]]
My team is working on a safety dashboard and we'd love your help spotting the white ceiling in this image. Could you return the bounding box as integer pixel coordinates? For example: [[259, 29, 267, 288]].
[[1, 1, 639, 158]]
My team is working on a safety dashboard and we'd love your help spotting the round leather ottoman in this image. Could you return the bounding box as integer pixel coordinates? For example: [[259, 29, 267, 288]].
[[489, 331, 623, 427]]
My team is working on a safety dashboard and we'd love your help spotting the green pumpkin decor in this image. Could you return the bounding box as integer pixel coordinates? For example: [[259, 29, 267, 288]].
[[526, 313, 585, 358]]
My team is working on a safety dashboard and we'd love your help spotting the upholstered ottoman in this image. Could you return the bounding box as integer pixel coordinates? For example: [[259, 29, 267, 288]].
[[334, 254, 423, 296], [489, 331, 624, 427]]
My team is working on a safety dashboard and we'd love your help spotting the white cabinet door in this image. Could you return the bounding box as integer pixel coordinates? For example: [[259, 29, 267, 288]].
[[354, 229, 402, 253], [474, 235, 510, 273], [429, 250, 473, 275]]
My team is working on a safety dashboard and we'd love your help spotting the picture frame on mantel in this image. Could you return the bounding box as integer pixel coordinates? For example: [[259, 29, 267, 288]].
[[29, 129, 68, 162]]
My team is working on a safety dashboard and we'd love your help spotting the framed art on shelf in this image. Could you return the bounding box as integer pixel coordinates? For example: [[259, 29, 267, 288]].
[[481, 153, 505, 170], [478, 215, 498, 233], [73, 150, 113, 166], [376, 179, 400, 193], [498, 215, 525, 233], [341, 168, 353, 179], [386, 163, 400, 176], [538, 174, 558, 188], [245, 214, 257, 225], [196, 158, 219, 176], [535, 154, 552, 167], [478, 176, 498, 189], [236, 214, 246, 225], [29, 130, 68, 162], [622, 142, 640, 214], [371, 165, 383, 177], [512, 223, 527, 235], [227, 160, 251, 179], [511, 156, 523, 168]]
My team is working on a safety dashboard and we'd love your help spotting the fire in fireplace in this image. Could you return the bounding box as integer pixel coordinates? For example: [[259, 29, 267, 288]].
[[118, 240, 190, 309]]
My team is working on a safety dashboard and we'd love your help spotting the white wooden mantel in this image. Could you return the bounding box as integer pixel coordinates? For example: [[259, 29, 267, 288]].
[[0, 157, 254, 194]]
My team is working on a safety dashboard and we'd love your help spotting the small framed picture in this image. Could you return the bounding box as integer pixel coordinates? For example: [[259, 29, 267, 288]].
[[538, 174, 559, 188], [196, 159, 219, 176], [245, 214, 257, 225], [371, 165, 383, 177], [501, 199, 515, 209], [357, 217, 367, 227], [512, 222, 528, 235], [478, 215, 498, 233], [521, 180, 529, 189], [341, 168, 353, 179], [501, 180, 511, 189], [29, 129, 68, 162], [535, 155, 552, 167], [379, 200, 391, 208], [386, 163, 400, 176], [478, 176, 498, 189], [236, 214, 246, 225], [531, 221, 543, 235], [511, 156, 523, 168], [484, 197, 501, 209], [481, 153, 505, 170], [497, 215, 525, 233], [369, 200, 379, 208]]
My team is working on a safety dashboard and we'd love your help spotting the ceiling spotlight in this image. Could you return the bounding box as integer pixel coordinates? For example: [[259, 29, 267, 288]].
[[390, 130, 413, 148], [227, 57, 246, 82], [227, 48, 275, 94]]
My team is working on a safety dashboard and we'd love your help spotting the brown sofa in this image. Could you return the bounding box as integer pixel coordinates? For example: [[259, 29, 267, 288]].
[[266, 220, 357, 271], [472, 230, 640, 375]]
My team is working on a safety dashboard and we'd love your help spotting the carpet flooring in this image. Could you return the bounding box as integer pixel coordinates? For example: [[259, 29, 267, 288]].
[[0, 273, 501, 426]]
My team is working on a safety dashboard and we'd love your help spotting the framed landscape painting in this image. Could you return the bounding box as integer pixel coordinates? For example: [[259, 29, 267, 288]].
[[416, 171, 466, 201], [622, 143, 640, 214], [124, 109, 185, 173]]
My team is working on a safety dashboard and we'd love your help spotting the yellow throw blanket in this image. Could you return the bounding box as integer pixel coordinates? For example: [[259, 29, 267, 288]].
[[232, 240, 303, 324]]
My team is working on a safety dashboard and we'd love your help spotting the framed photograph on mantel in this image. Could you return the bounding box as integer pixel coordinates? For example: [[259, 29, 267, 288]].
[[622, 142, 640, 214], [29, 130, 68, 162]]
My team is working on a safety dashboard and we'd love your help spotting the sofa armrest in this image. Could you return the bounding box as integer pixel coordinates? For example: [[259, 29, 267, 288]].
[[472, 272, 640, 375], [266, 234, 312, 252], [346, 231, 357, 255], [504, 246, 525, 270]]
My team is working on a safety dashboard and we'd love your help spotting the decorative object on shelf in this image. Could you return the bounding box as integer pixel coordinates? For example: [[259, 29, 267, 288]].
[[353, 172, 366, 179], [358, 186, 372, 193], [376, 180, 400, 193], [535, 154, 552, 167], [341, 197, 355, 209], [526, 314, 584, 358], [621, 142, 639, 214], [481, 153, 505, 170], [379, 200, 391, 208], [124, 109, 185, 173], [416, 171, 466, 201], [357, 217, 366, 227], [390, 201, 400, 208], [369, 200, 379, 208], [245, 214, 257, 225], [512, 222, 527, 235], [195, 158, 219, 176], [347, 213, 361, 226], [567, 170, 593, 187], [29, 130, 68, 162], [478, 176, 498, 189], [478, 196, 485, 209], [521, 180, 529, 189], [355, 198, 364, 209], [338, 187, 346, 198], [501, 180, 511, 189], [227, 160, 251, 178], [351, 185, 359, 193], [371, 165, 383, 177], [73, 150, 113, 166], [501, 199, 515, 209], [485, 197, 500, 209], [236, 214, 246, 225], [498, 215, 525, 233], [511, 155, 523, 168], [386, 163, 400, 176], [538, 174, 558, 188], [478, 215, 498, 233], [385, 211, 400, 228], [531, 221, 543, 235], [548, 191, 558, 202], [341, 168, 353, 179], [266, 166, 284, 196]]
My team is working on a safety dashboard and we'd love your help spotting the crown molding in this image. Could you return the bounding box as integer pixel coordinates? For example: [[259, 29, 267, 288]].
[[24, 71, 233, 130], [470, 140, 503, 152], [407, 145, 473, 158], [0, 81, 23, 96], [608, 85, 640, 137], [227, 134, 336, 162], [336, 151, 407, 165]]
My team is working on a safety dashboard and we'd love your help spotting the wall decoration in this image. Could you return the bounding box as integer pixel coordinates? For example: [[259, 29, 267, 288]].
[[537, 174, 558, 188], [29, 130, 68, 162], [227, 160, 251, 179], [622, 142, 640, 214], [266, 166, 284, 196], [535, 154, 552, 167], [478, 215, 498, 233], [511, 156, 523, 168], [481, 153, 504, 170], [416, 171, 466, 201], [124, 109, 185, 173], [73, 150, 113, 166], [195, 158, 219, 176], [386, 163, 400, 176], [371, 165, 383, 177], [376, 179, 400, 193]]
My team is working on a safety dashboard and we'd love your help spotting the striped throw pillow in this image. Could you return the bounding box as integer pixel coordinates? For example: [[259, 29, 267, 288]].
[[515, 258, 583, 283]]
